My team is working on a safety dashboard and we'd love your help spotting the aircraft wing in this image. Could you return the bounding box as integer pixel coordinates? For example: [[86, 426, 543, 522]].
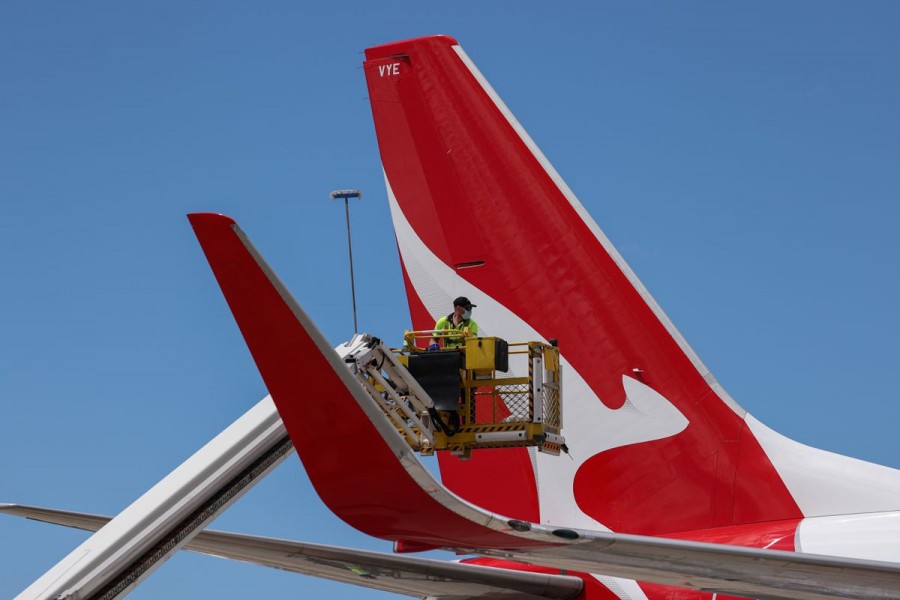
[[0, 504, 582, 600], [186, 212, 900, 600]]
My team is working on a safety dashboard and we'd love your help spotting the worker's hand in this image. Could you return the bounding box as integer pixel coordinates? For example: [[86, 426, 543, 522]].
[[427, 343, 440, 352]]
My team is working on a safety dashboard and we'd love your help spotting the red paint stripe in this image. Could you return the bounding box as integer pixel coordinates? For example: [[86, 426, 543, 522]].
[[665, 518, 799, 551]]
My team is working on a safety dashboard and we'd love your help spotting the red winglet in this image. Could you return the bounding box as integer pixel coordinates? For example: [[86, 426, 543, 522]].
[[187, 213, 549, 549]]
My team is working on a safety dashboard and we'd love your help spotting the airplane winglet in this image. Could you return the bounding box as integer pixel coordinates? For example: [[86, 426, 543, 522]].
[[187, 212, 236, 226], [187, 213, 547, 549]]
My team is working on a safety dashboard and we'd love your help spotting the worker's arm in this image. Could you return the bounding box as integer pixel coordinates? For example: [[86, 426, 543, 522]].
[[429, 318, 446, 350]]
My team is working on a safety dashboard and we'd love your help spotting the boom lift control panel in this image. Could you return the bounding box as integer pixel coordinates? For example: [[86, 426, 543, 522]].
[[338, 331, 565, 459]]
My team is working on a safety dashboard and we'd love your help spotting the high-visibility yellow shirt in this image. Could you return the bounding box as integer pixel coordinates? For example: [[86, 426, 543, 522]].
[[433, 315, 478, 347]]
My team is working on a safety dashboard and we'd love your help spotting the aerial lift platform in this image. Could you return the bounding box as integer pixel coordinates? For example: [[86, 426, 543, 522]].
[[339, 330, 566, 460]]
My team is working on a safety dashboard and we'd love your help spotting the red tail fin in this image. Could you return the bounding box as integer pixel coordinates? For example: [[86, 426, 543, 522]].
[[363, 36, 900, 535]]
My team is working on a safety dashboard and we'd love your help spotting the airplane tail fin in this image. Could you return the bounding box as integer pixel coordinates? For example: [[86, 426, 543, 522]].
[[363, 35, 900, 535]]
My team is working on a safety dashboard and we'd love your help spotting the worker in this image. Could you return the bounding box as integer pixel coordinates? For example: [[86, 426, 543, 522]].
[[428, 296, 478, 350]]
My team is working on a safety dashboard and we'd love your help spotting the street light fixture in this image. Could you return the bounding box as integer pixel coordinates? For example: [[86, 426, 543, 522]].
[[329, 189, 362, 333]]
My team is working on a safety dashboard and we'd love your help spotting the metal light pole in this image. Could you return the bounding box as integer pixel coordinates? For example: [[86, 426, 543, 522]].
[[329, 189, 362, 333]]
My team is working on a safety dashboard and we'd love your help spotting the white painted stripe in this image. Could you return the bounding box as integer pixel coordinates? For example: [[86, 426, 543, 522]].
[[592, 574, 651, 600], [746, 414, 900, 517], [797, 511, 900, 563]]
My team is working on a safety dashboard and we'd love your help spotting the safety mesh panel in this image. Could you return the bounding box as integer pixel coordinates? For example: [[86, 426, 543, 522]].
[[543, 385, 561, 431], [469, 383, 530, 425]]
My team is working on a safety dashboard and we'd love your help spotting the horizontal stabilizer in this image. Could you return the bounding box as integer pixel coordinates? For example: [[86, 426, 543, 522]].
[[8, 498, 900, 599], [0, 504, 582, 600]]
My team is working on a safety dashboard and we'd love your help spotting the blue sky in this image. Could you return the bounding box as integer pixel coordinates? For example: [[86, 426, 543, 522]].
[[2, 2, 899, 598]]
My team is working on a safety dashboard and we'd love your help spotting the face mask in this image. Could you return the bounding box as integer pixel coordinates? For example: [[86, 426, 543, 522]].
[[462, 309, 472, 319]]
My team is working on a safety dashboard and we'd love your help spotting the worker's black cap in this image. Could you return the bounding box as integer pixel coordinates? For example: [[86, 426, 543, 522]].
[[453, 296, 476, 309]]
